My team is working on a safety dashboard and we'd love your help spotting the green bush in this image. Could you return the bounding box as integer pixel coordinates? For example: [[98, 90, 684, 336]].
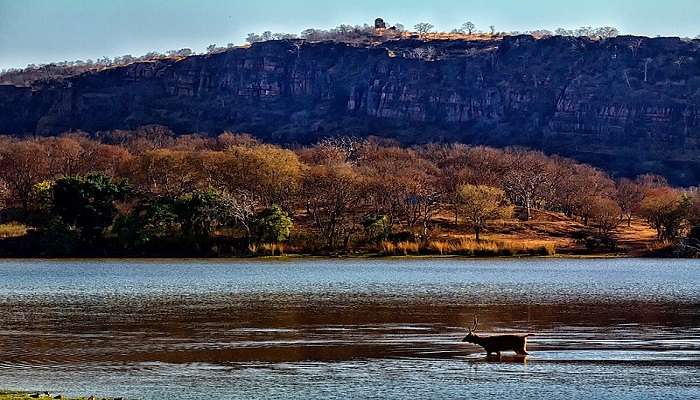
[[573, 229, 617, 252], [363, 214, 389, 244], [255, 205, 293, 243], [52, 173, 128, 243]]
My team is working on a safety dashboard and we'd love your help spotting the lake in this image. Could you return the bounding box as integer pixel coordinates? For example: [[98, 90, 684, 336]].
[[0, 258, 698, 399]]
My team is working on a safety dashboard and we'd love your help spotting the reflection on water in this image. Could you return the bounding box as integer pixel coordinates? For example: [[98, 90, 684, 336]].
[[0, 258, 698, 399]]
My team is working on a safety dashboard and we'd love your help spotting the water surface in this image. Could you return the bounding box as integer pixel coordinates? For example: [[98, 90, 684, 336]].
[[0, 258, 698, 399]]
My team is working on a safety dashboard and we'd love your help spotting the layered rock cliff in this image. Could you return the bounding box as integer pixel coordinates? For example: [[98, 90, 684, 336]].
[[1, 36, 699, 184]]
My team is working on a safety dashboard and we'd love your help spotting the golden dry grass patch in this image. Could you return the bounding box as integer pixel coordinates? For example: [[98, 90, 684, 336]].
[[0, 223, 27, 238]]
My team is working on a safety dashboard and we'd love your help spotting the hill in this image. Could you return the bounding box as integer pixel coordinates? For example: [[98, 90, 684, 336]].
[[1, 35, 699, 184]]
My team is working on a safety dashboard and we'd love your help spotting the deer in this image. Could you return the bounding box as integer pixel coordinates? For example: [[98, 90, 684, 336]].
[[461, 316, 530, 357]]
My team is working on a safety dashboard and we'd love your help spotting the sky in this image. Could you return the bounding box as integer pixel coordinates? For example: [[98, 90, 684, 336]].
[[1, 0, 698, 69]]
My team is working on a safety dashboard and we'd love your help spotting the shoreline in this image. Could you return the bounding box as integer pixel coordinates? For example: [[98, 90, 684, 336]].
[[0, 253, 675, 262], [0, 392, 120, 400]]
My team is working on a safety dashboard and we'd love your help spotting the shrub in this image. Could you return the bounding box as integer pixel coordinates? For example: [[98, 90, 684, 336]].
[[52, 173, 129, 243], [573, 229, 617, 252], [363, 214, 389, 243], [255, 205, 293, 243], [112, 199, 180, 251], [388, 231, 416, 243]]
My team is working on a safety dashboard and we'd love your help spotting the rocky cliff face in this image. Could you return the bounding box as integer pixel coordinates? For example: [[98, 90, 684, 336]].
[[1, 36, 699, 184]]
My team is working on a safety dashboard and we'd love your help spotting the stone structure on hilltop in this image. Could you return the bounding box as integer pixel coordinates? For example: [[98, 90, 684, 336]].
[[374, 18, 387, 30]]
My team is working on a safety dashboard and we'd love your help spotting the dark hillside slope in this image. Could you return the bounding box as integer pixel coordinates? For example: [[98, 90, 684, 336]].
[[1, 36, 699, 184]]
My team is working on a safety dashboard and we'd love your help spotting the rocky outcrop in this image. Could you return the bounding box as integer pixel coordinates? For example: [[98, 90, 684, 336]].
[[1, 36, 699, 184]]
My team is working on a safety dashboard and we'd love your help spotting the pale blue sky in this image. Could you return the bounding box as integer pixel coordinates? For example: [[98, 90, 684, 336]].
[[0, 0, 698, 69]]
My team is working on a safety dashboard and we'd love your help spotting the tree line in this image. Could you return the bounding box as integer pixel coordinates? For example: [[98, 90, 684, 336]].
[[0, 127, 698, 256], [246, 22, 622, 42]]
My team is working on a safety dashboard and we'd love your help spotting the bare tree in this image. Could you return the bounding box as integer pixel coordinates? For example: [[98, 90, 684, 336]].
[[410, 46, 437, 60], [461, 21, 476, 35], [594, 26, 619, 39], [0, 140, 52, 211], [643, 57, 653, 82], [414, 22, 435, 37], [616, 178, 644, 226], [529, 30, 554, 38], [639, 187, 691, 241], [589, 196, 623, 235], [502, 150, 553, 220], [220, 189, 259, 244], [316, 136, 366, 165], [629, 39, 643, 57], [303, 164, 365, 250], [167, 49, 193, 58], [0, 178, 9, 211], [575, 26, 595, 37]]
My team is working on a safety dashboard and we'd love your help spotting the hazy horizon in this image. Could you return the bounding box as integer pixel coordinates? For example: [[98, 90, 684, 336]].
[[1, 0, 699, 70]]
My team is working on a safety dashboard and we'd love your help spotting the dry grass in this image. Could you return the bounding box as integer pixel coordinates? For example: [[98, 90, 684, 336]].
[[254, 242, 286, 256], [397, 31, 502, 41], [380, 241, 421, 256], [0, 223, 27, 238], [431, 208, 662, 256], [247, 243, 258, 255], [381, 241, 396, 255], [428, 237, 556, 257], [397, 241, 420, 255], [380, 237, 556, 257], [427, 240, 450, 255]]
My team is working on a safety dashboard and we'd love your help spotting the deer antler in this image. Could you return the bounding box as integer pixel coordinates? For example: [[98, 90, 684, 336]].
[[471, 315, 478, 333]]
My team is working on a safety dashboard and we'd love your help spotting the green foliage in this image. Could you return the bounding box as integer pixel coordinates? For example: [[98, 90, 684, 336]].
[[175, 188, 228, 246], [255, 205, 292, 243], [27, 180, 54, 226], [52, 173, 128, 242], [363, 214, 389, 243], [114, 188, 234, 252], [0, 391, 120, 400], [113, 199, 180, 249]]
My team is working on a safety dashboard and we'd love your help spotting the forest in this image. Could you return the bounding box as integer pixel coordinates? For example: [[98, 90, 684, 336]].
[[0, 126, 698, 257]]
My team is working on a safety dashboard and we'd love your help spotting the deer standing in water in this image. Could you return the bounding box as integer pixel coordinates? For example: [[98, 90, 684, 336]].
[[462, 316, 530, 357]]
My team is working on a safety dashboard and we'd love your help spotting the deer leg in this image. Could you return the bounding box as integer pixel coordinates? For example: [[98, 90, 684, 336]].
[[518, 339, 529, 355]]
